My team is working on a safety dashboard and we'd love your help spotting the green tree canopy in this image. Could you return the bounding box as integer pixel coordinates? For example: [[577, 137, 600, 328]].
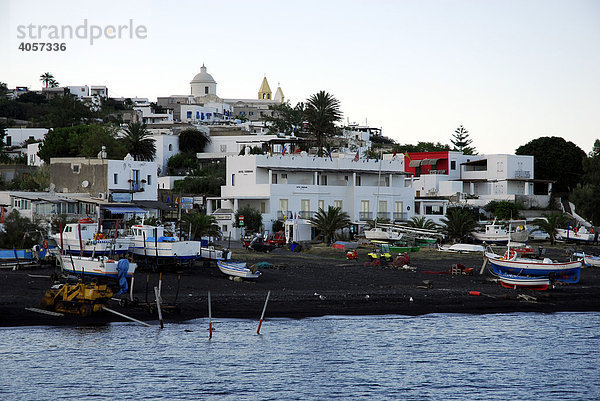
[[178, 128, 210, 154], [234, 205, 263, 233], [483, 200, 521, 220], [392, 141, 451, 154], [305, 91, 342, 156], [451, 125, 476, 155], [531, 212, 567, 245], [120, 122, 156, 161], [182, 212, 220, 240], [440, 207, 478, 241], [310, 206, 351, 244], [37, 124, 127, 163], [44, 94, 96, 127], [516, 136, 585, 193], [570, 139, 600, 225], [40, 72, 56, 88], [264, 101, 305, 135], [405, 216, 439, 230], [0, 210, 44, 248]]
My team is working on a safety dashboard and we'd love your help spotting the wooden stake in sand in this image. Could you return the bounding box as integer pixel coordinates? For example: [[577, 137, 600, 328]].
[[154, 286, 164, 329], [208, 291, 213, 340], [256, 290, 271, 335]]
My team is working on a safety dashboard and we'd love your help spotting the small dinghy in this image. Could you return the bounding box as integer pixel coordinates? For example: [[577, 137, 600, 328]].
[[497, 272, 550, 291], [217, 260, 261, 279]]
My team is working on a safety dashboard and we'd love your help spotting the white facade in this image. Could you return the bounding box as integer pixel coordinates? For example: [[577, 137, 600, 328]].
[[157, 176, 185, 190], [190, 65, 217, 97], [4, 128, 48, 148], [149, 133, 179, 176], [107, 159, 158, 202], [180, 103, 232, 124], [27, 142, 43, 166], [135, 105, 174, 125], [210, 153, 415, 240]]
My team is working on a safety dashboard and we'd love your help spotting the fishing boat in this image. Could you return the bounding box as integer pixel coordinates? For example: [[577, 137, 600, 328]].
[[471, 219, 529, 243], [573, 253, 600, 268], [59, 254, 137, 278], [484, 250, 581, 283], [555, 226, 595, 243], [217, 260, 261, 279], [438, 243, 485, 253], [497, 272, 550, 290], [364, 227, 403, 242], [128, 224, 229, 263], [53, 218, 131, 256]]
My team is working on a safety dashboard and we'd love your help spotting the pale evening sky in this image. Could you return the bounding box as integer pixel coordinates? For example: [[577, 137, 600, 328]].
[[1, 0, 599, 155]]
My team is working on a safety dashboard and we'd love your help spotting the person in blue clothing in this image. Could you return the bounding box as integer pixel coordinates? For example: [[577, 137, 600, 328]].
[[116, 256, 131, 295]]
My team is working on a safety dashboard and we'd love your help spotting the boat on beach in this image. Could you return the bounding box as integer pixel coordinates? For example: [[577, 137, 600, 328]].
[[555, 226, 595, 243], [53, 218, 131, 256], [217, 260, 261, 279], [438, 243, 485, 253], [497, 272, 551, 290], [128, 224, 229, 263], [364, 226, 403, 242], [484, 250, 581, 283], [59, 254, 137, 278], [471, 219, 529, 243]]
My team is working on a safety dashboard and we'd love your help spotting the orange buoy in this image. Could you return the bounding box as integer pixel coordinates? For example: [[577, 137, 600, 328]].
[[469, 291, 481, 296]]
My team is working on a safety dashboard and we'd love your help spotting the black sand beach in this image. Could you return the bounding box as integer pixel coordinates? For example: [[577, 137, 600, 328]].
[[1, 243, 599, 327]]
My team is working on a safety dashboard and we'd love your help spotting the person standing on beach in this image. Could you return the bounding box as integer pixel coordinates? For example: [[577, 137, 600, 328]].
[[116, 256, 131, 295]]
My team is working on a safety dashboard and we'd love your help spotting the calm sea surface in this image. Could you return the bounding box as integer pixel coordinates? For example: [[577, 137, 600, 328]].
[[1, 312, 599, 400]]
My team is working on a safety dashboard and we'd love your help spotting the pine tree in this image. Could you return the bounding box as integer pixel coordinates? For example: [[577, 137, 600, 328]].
[[451, 125, 476, 155]]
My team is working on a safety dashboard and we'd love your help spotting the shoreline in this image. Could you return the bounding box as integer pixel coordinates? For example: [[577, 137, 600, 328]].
[[1, 243, 599, 327]]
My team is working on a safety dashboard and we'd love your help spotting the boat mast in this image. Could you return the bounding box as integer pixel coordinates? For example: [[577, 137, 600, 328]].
[[375, 149, 383, 229]]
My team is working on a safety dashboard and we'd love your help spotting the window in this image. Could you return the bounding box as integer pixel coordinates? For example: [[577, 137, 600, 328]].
[[114, 173, 118, 184], [319, 175, 328, 185], [231, 174, 235, 186], [379, 201, 387, 213], [147, 175, 151, 185], [361, 200, 369, 212], [272, 174, 278, 184], [187, 111, 192, 119], [168, 144, 173, 151], [249, 112, 254, 116], [301, 199, 310, 211], [355, 175, 361, 186], [72, 164, 80, 173], [220, 145, 227, 152], [261, 202, 266, 213], [451, 160, 456, 170], [395, 201, 403, 213], [222, 225, 227, 233], [497, 161, 504, 172], [425, 205, 444, 215], [205, 86, 209, 94], [334, 200, 343, 209], [6, 137, 11, 146], [318, 200, 325, 211], [280, 199, 288, 212]]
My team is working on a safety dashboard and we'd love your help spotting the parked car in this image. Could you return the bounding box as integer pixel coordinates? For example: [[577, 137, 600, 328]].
[[267, 231, 286, 247], [248, 237, 276, 253]]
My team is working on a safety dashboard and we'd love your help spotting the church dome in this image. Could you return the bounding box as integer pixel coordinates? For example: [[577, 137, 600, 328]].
[[191, 65, 216, 84]]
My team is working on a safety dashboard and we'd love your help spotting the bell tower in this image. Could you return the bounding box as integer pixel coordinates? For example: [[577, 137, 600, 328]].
[[258, 76, 272, 100]]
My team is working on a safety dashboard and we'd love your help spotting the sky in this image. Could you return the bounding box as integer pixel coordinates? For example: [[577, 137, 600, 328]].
[[1, 0, 599, 154]]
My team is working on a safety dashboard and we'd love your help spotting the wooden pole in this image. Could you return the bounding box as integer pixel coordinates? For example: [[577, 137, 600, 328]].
[[145, 273, 149, 303], [257, 290, 271, 335], [103, 306, 151, 327], [154, 286, 164, 329], [174, 274, 180, 304], [59, 220, 64, 252], [480, 256, 488, 275], [158, 272, 163, 299], [78, 223, 83, 257], [129, 273, 135, 302], [208, 291, 213, 340]]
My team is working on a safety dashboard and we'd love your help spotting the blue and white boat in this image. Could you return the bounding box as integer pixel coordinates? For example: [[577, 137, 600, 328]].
[[217, 260, 261, 279], [53, 218, 131, 257], [484, 250, 581, 283], [497, 272, 550, 290], [60, 254, 137, 278]]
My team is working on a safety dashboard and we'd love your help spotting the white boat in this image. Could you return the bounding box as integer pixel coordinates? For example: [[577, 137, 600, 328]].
[[497, 272, 550, 290], [53, 218, 131, 256], [555, 226, 595, 242], [128, 224, 229, 262], [471, 219, 529, 243], [438, 243, 485, 253], [577, 253, 600, 267], [217, 260, 261, 279], [364, 227, 403, 242], [59, 254, 137, 278]]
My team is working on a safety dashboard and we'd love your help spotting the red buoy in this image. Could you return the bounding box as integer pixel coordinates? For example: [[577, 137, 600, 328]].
[[469, 291, 481, 296]]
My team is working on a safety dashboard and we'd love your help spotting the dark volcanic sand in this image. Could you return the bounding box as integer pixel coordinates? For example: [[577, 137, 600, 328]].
[[1, 243, 599, 327]]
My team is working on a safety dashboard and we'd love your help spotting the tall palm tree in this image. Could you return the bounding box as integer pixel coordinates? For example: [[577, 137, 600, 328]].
[[309, 206, 351, 244], [440, 208, 478, 242], [305, 91, 342, 156], [121, 122, 156, 161], [179, 128, 211, 154], [182, 212, 220, 240], [40, 72, 55, 88], [406, 216, 439, 230], [532, 212, 567, 245]]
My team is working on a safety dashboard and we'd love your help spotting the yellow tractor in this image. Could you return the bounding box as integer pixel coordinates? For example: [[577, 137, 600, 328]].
[[40, 281, 113, 317]]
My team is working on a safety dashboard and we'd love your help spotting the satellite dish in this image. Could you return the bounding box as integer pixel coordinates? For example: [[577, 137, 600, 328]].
[[82, 180, 89, 188]]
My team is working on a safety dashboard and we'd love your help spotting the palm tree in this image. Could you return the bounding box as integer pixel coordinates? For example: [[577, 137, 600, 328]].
[[440, 208, 478, 242], [309, 206, 351, 244], [305, 91, 342, 156], [532, 212, 567, 245], [179, 128, 211, 154], [121, 122, 156, 161], [182, 212, 220, 240], [40, 72, 55, 88], [406, 216, 439, 230]]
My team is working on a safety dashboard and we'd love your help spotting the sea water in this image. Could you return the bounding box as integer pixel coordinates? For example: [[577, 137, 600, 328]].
[[1, 312, 599, 400]]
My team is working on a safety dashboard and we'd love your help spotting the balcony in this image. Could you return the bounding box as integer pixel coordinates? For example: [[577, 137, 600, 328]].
[[298, 210, 315, 219], [359, 212, 373, 221], [393, 212, 408, 221], [277, 210, 293, 220], [376, 212, 390, 220]]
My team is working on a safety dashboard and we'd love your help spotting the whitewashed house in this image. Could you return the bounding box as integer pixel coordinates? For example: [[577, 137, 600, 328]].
[[208, 153, 414, 241]]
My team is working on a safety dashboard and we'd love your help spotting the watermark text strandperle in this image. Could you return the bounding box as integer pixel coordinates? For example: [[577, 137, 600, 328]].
[[17, 19, 147, 45]]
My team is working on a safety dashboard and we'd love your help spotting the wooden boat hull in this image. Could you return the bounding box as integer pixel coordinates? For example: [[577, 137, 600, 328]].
[[217, 261, 261, 279], [485, 251, 581, 283], [583, 255, 600, 268], [61, 255, 137, 278], [498, 273, 550, 290]]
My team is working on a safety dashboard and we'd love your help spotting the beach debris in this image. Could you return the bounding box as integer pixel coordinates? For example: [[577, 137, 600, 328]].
[[391, 253, 410, 267], [416, 280, 434, 290], [517, 294, 538, 303], [451, 264, 474, 275], [409, 296, 414, 302], [313, 292, 326, 300], [364, 294, 370, 300], [363, 259, 381, 267]]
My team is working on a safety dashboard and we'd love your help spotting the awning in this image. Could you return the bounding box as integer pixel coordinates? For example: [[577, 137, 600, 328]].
[[409, 158, 440, 167], [408, 160, 421, 167], [103, 206, 146, 214]]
